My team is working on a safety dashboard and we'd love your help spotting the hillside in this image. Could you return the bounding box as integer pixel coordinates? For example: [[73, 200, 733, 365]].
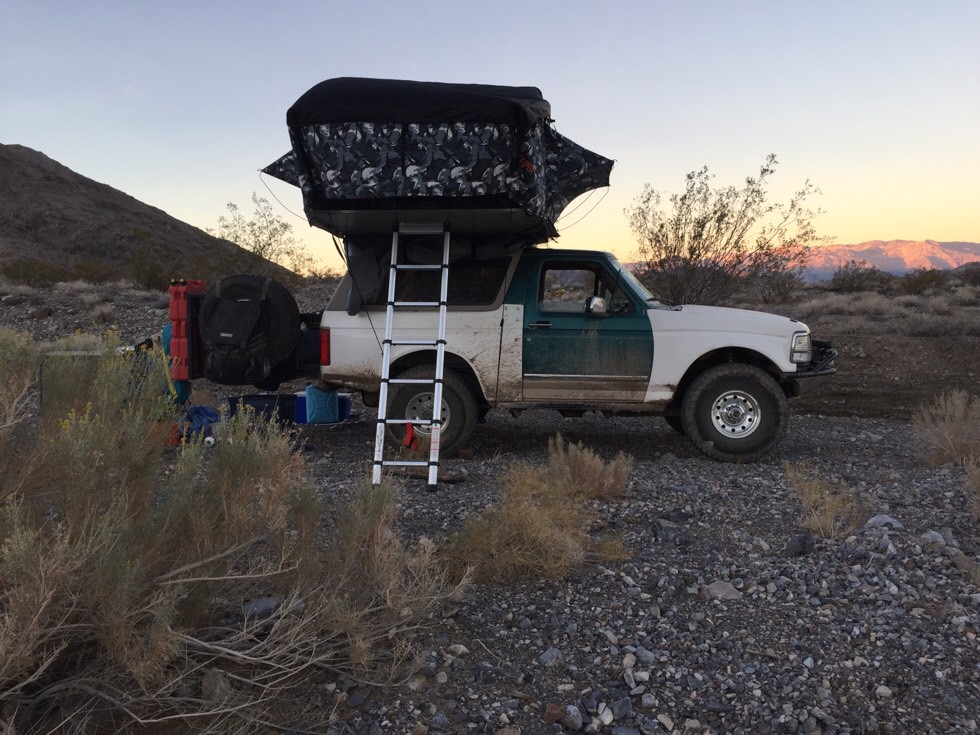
[[0, 144, 292, 286], [805, 239, 980, 281]]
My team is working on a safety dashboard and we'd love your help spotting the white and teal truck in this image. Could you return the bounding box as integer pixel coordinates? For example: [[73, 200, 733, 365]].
[[315, 246, 836, 462]]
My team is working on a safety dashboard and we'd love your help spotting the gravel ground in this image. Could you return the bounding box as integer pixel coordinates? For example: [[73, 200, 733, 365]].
[[295, 403, 980, 735], [2, 280, 978, 734]]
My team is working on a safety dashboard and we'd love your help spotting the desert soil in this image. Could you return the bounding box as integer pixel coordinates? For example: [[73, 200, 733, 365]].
[[1, 281, 978, 734]]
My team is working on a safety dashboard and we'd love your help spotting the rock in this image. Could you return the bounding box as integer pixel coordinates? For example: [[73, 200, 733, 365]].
[[623, 652, 637, 669], [866, 514, 904, 530], [539, 647, 563, 667], [448, 644, 469, 656], [543, 703, 565, 724], [612, 697, 633, 719], [705, 580, 742, 601], [921, 530, 946, 548], [32, 306, 52, 319], [611, 727, 641, 735], [411, 724, 429, 735], [656, 714, 674, 731], [653, 518, 689, 545], [346, 689, 366, 708], [561, 705, 585, 731], [598, 707, 614, 726], [1, 295, 25, 306], [641, 693, 657, 709], [876, 685, 893, 699], [431, 712, 450, 729], [786, 534, 815, 557]]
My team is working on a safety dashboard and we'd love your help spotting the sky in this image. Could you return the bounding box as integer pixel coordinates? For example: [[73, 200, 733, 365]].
[[2, 0, 979, 272]]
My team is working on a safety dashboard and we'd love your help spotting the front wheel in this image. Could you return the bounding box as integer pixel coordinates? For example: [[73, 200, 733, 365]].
[[387, 366, 479, 458], [680, 364, 789, 462]]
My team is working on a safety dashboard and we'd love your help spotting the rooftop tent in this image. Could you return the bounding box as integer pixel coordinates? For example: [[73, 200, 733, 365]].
[[262, 77, 613, 242]]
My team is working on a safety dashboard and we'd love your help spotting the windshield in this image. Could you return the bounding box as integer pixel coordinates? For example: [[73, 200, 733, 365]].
[[608, 255, 659, 305]]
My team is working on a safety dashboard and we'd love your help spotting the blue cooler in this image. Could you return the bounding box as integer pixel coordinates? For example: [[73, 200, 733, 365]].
[[293, 392, 308, 424]]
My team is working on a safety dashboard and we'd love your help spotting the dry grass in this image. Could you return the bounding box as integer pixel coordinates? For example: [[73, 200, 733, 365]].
[[0, 340, 464, 733], [546, 433, 633, 500], [446, 434, 632, 583], [912, 389, 980, 467], [784, 462, 868, 539], [92, 303, 114, 323]]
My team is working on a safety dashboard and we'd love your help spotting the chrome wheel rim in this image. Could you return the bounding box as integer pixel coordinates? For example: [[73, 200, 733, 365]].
[[710, 390, 761, 439], [404, 392, 450, 437]]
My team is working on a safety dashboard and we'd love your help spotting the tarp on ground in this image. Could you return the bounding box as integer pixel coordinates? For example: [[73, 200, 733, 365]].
[[263, 78, 613, 242]]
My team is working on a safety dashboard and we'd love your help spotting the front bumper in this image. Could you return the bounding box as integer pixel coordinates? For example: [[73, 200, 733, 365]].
[[785, 340, 837, 396]]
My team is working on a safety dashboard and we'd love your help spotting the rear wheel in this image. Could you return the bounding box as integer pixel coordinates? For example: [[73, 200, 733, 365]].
[[681, 364, 788, 462], [387, 366, 478, 458]]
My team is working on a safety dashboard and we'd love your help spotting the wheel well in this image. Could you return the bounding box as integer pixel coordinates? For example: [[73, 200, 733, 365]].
[[389, 351, 487, 405], [666, 347, 787, 414]]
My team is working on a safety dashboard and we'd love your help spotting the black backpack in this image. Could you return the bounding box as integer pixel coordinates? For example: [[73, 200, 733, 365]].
[[199, 275, 300, 386]]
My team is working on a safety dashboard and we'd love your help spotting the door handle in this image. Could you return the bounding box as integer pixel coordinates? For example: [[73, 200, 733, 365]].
[[528, 321, 552, 329]]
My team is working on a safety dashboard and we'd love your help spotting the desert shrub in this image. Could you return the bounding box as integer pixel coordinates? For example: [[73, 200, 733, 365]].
[[829, 259, 893, 293], [0, 330, 39, 433], [91, 303, 115, 323], [447, 434, 631, 583], [72, 258, 120, 283], [901, 267, 949, 295], [955, 263, 980, 287], [784, 462, 867, 539], [0, 258, 74, 286], [128, 251, 171, 291], [0, 344, 463, 733], [546, 433, 633, 500], [950, 285, 980, 306], [912, 389, 980, 467], [900, 312, 978, 337]]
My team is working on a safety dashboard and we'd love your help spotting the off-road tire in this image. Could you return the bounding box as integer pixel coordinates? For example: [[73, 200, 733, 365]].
[[387, 366, 478, 459], [680, 364, 789, 462], [663, 415, 686, 435]]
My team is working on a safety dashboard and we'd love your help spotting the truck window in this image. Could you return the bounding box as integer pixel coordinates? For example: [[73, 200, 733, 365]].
[[539, 263, 635, 314], [370, 256, 511, 307]]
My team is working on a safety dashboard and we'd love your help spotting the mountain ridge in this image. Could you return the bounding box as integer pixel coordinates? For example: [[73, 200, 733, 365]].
[[0, 143, 292, 285], [804, 239, 980, 280]]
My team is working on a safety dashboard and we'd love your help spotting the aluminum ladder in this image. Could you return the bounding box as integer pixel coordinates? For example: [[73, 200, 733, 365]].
[[372, 222, 450, 488]]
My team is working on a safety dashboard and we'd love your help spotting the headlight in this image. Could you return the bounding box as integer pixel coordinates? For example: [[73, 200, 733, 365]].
[[791, 332, 811, 364]]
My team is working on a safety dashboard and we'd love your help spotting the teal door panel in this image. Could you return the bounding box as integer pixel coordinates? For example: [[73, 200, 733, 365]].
[[520, 255, 653, 401]]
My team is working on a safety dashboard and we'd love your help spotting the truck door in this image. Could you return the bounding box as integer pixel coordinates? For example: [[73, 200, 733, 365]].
[[521, 258, 653, 402]]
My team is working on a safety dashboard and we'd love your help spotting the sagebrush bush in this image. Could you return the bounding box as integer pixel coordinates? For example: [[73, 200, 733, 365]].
[[901, 267, 949, 295], [912, 389, 980, 467], [0, 329, 39, 433], [447, 434, 631, 583], [547, 433, 633, 500], [0, 342, 464, 733], [784, 462, 867, 539], [829, 260, 893, 293]]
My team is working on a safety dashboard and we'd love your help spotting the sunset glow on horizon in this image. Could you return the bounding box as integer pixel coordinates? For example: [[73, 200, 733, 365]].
[[3, 1, 977, 272]]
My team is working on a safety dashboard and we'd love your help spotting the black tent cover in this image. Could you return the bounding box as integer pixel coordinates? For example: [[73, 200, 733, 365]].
[[263, 77, 613, 243]]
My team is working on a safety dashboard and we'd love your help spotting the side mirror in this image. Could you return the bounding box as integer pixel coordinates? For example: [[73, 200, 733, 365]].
[[586, 295, 608, 318]]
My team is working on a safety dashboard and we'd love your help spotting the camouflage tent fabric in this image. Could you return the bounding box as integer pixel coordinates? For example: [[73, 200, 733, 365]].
[[263, 78, 613, 241]]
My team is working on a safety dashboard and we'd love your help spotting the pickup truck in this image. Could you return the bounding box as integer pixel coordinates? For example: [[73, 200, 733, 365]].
[[317, 247, 836, 462]]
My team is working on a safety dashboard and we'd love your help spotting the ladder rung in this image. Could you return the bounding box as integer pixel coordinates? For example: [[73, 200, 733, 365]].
[[395, 264, 442, 271], [384, 418, 434, 426], [382, 460, 429, 467], [393, 301, 440, 308], [390, 378, 434, 384], [390, 340, 438, 347], [397, 224, 446, 235]]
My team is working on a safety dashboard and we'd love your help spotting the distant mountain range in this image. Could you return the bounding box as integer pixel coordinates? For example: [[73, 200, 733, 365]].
[[804, 240, 980, 281]]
